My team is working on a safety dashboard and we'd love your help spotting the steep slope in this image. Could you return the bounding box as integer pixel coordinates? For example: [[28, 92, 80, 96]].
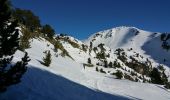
[[142, 33, 170, 66], [1, 26, 170, 100]]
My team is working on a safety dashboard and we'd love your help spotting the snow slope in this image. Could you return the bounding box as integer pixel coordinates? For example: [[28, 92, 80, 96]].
[[1, 27, 170, 100]]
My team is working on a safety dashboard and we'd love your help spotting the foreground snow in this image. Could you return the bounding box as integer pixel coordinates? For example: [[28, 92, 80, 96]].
[[1, 52, 170, 100], [0, 66, 130, 100]]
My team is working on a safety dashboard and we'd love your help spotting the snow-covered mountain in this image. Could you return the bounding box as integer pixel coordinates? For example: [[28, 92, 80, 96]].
[[1, 26, 170, 100], [85, 26, 170, 67]]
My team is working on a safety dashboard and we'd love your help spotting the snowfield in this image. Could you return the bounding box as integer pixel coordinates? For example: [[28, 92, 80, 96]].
[[1, 27, 170, 100]]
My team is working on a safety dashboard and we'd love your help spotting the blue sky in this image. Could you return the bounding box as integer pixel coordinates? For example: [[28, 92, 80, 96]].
[[12, 0, 170, 40]]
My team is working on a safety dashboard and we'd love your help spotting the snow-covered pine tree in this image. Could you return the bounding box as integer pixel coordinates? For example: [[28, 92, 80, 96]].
[[0, 0, 30, 92]]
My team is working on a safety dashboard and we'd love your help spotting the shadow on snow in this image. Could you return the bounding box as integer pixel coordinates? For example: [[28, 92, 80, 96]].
[[0, 66, 130, 100]]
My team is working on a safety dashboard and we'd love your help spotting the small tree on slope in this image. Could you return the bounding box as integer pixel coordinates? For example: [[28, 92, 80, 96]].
[[43, 51, 52, 67], [0, 0, 30, 92], [87, 58, 91, 64], [115, 70, 123, 79]]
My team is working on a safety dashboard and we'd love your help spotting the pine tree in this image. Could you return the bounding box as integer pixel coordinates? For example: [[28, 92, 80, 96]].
[[5, 52, 30, 86], [90, 42, 93, 49], [0, 0, 19, 56], [43, 51, 52, 67], [82, 44, 87, 52], [0, 0, 30, 92], [89, 42, 93, 54], [96, 67, 98, 72], [108, 62, 113, 68], [150, 68, 163, 84], [161, 71, 168, 84], [104, 60, 108, 68], [115, 70, 123, 79], [87, 58, 91, 64]]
